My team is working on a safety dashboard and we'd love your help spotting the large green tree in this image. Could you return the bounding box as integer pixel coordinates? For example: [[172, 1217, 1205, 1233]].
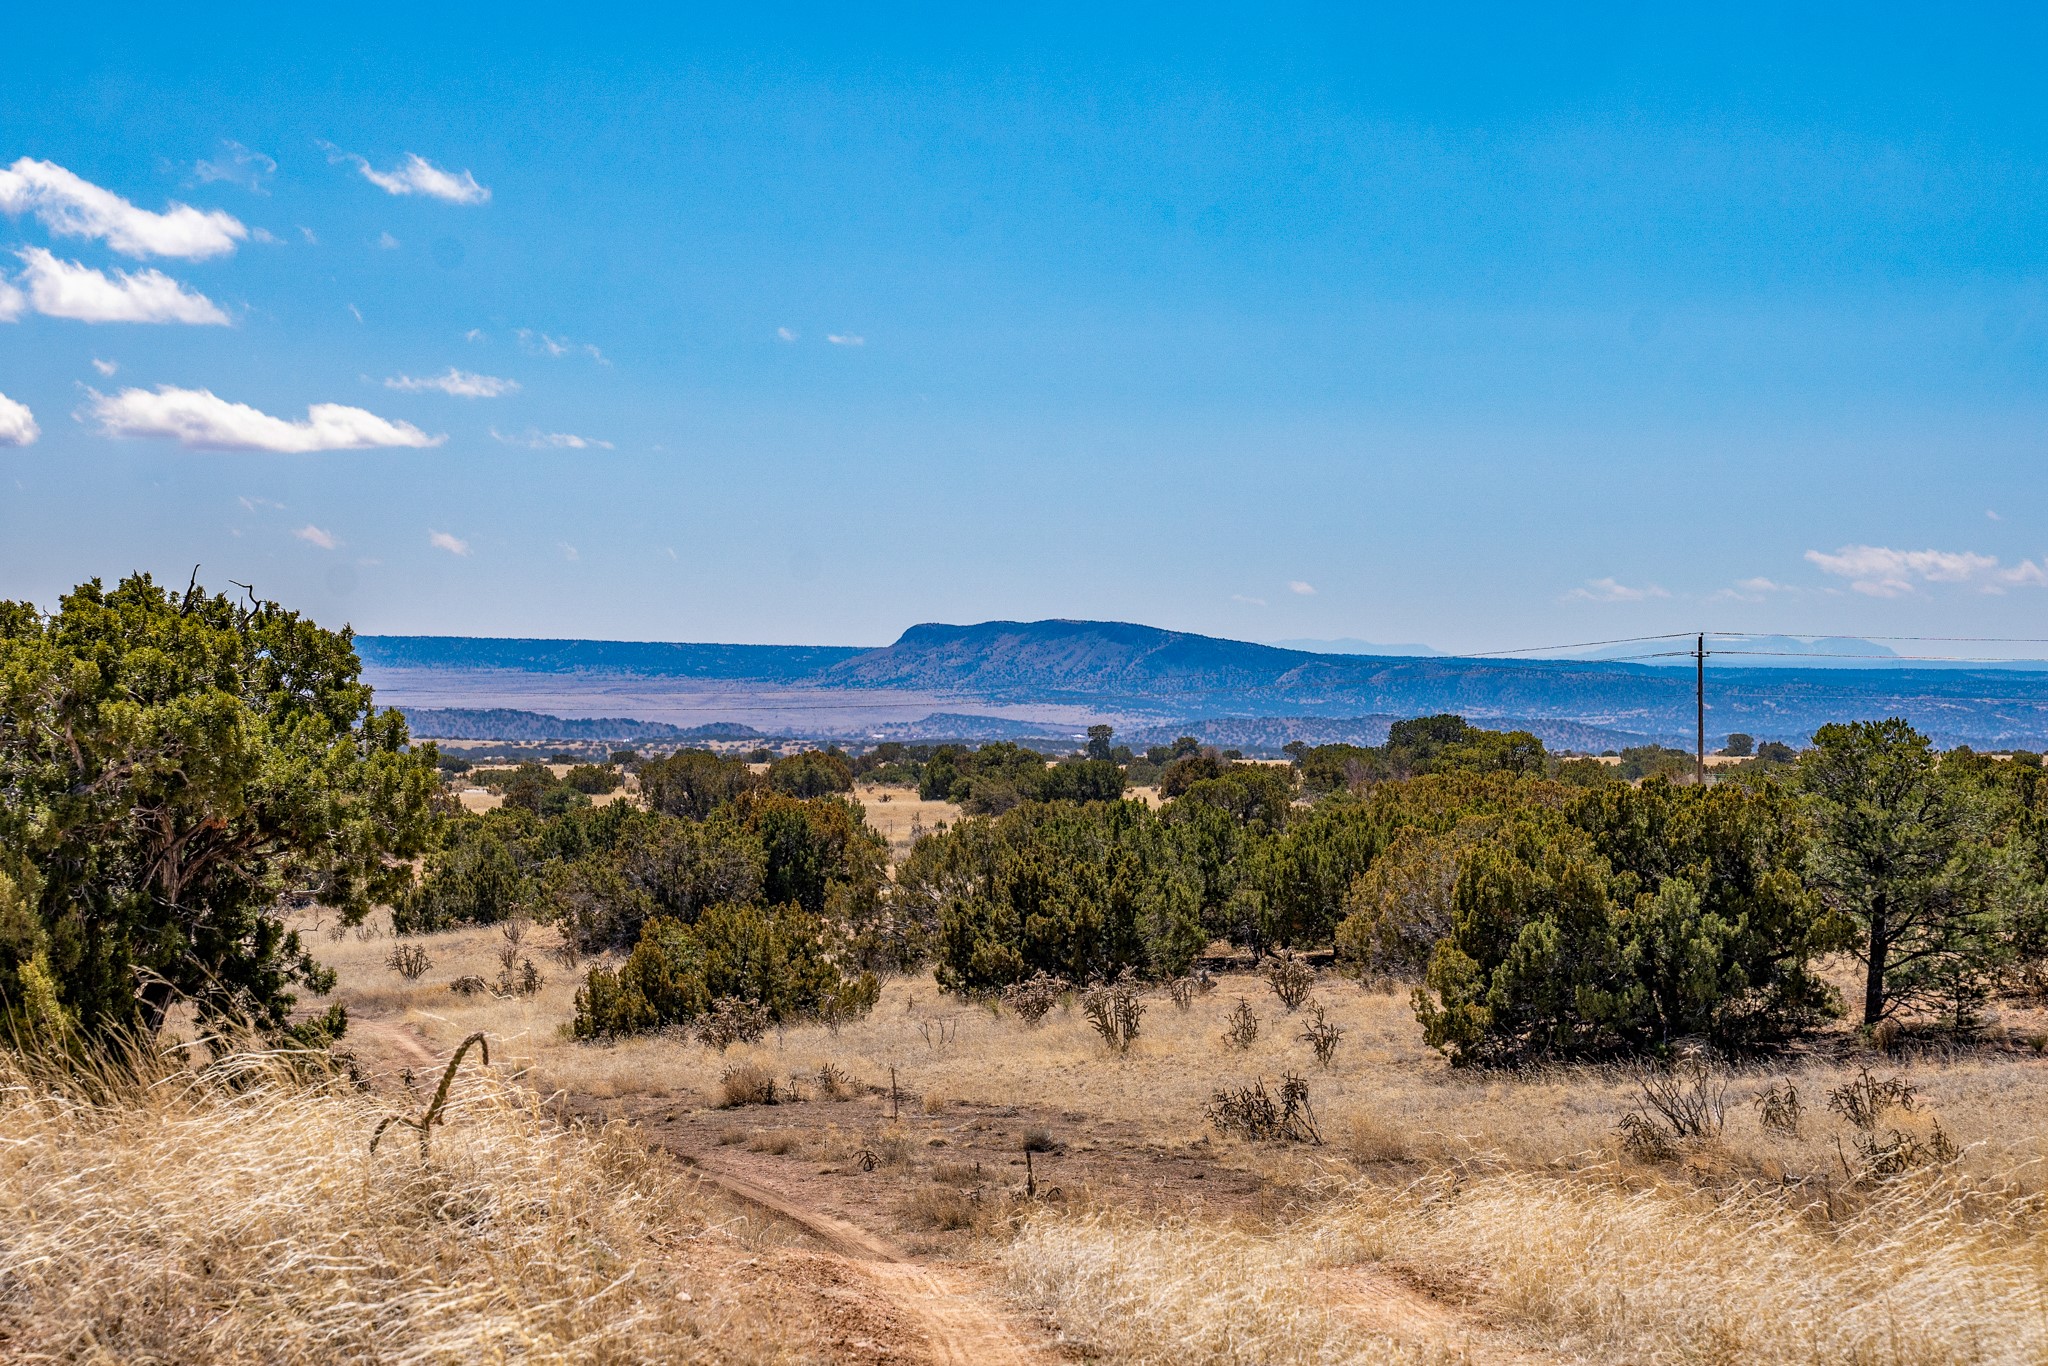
[[1802, 719, 2010, 1026], [0, 574, 440, 1039]]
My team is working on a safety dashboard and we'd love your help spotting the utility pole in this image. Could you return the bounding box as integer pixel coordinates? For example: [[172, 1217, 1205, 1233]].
[[1695, 632, 1706, 786]]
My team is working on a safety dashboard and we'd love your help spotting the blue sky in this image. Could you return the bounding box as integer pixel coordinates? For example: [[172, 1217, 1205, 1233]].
[[3, 4, 2047, 652]]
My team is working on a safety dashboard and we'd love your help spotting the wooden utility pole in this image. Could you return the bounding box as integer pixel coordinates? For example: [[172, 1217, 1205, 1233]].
[[1695, 632, 1706, 785]]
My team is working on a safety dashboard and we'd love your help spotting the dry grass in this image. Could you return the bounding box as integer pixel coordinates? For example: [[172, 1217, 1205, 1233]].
[[1010, 1162, 2048, 1364], [0, 1039, 812, 1363], [1005, 1211, 1445, 1363], [307, 921, 2048, 1362]]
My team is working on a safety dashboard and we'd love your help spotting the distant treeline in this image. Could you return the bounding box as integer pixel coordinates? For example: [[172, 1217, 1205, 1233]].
[[400, 707, 763, 743]]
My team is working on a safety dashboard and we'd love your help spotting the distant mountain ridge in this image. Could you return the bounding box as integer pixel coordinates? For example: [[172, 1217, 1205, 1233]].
[[359, 619, 2048, 749], [399, 708, 764, 743]]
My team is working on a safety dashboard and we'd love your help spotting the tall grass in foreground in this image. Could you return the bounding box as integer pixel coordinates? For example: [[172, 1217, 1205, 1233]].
[[0, 1040, 785, 1363], [1004, 1213, 1448, 1365], [1006, 1167, 2048, 1364]]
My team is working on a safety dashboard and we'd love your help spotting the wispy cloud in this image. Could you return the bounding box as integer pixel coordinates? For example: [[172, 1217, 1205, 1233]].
[[1231, 593, 1268, 607], [293, 524, 340, 550], [827, 333, 864, 346], [91, 357, 116, 376], [192, 141, 275, 194], [490, 426, 613, 450], [776, 327, 797, 342], [1716, 576, 1799, 602], [0, 276, 23, 321], [1805, 544, 2047, 597], [324, 147, 490, 205], [14, 248, 228, 324], [385, 368, 519, 398], [0, 157, 246, 259], [1568, 576, 1670, 603], [87, 385, 443, 452], [1288, 580, 1316, 596], [238, 495, 284, 512], [516, 329, 606, 364], [428, 529, 471, 556], [464, 328, 485, 343], [374, 231, 400, 250], [559, 542, 579, 561], [0, 391, 38, 446]]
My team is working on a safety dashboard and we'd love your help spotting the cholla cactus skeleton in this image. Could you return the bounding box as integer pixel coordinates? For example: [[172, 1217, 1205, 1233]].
[[371, 1032, 490, 1159]]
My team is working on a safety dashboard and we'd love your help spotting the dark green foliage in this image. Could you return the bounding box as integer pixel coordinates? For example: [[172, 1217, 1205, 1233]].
[[637, 749, 758, 820], [571, 903, 880, 1038], [1295, 743, 1381, 794], [767, 748, 854, 797], [1413, 779, 1835, 1063], [1802, 719, 2013, 1027], [1158, 749, 1226, 797], [1722, 733, 1755, 758], [910, 799, 1205, 991], [394, 816, 531, 932], [1037, 758, 1127, 804], [0, 573, 440, 1040], [562, 762, 622, 794]]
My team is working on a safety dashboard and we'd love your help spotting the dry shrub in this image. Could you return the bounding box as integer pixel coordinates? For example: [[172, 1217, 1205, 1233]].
[[1298, 999, 1343, 1068], [814, 1061, 854, 1100], [449, 974, 489, 997], [1617, 1056, 1725, 1156], [1081, 970, 1145, 1052], [1828, 1066, 1917, 1130], [1754, 1080, 1803, 1135], [1221, 997, 1259, 1050], [1002, 971, 1066, 1026], [901, 1183, 978, 1231], [916, 1015, 959, 1052], [384, 941, 432, 981], [717, 1061, 778, 1108], [697, 997, 772, 1051], [1206, 1075, 1322, 1144], [1264, 953, 1316, 1012], [0, 1041, 783, 1362], [747, 1128, 801, 1155]]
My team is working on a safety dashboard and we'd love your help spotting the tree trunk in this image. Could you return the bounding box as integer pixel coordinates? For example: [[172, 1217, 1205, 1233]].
[[1863, 894, 1888, 1026]]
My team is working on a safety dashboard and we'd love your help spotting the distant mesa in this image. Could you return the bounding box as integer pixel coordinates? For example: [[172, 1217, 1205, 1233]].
[[359, 618, 2048, 750], [397, 707, 763, 744]]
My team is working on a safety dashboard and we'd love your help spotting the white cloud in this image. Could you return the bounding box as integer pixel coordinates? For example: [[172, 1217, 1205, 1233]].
[[490, 426, 613, 450], [298, 225, 318, 245], [1288, 580, 1316, 596], [1569, 576, 1671, 603], [0, 276, 23, 321], [515, 329, 606, 364], [1716, 576, 1798, 602], [91, 357, 116, 376], [1804, 544, 2047, 597], [327, 148, 490, 205], [238, 495, 284, 512], [385, 368, 519, 398], [827, 333, 864, 346], [294, 524, 340, 550], [192, 141, 275, 194], [1231, 593, 1268, 607], [375, 231, 400, 250], [559, 542, 579, 561], [428, 530, 471, 556], [0, 391, 38, 446], [87, 385, 443, 452], [464, 328, 485, 342], [777, 327, 798, 342], [347, 303, 363, 323], [1988, 510, 2003, 521], [0, 158, 247, 259], [15, 248, 228, 325], [250, 228, 285, 245]]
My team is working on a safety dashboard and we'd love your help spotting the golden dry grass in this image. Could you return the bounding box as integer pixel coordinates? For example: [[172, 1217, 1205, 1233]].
[[0, 1039, 813, 1363], [1010, 1164, 2048, 1364], [314, 919, 2048, 1363]]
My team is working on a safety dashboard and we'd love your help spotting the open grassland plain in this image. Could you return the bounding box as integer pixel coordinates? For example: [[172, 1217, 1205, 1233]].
[[310, 911, 2048, 1365]]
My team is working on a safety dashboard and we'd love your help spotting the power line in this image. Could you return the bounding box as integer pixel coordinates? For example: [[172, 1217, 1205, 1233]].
[[1455, 632, 1697, 658]]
